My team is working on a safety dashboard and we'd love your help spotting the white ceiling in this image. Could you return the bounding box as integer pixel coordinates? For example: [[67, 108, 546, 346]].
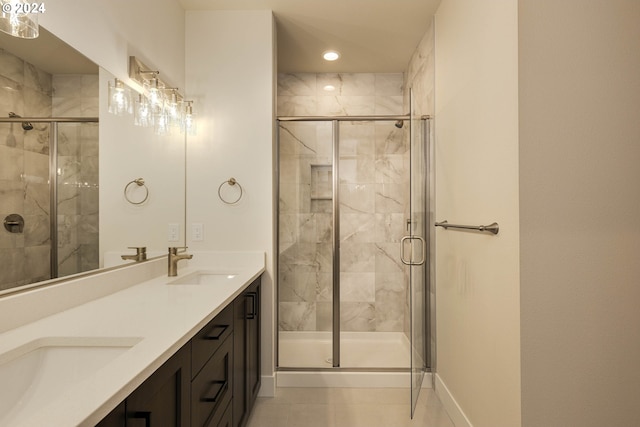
[[0, 1, 440, 75], [179, 0, 442, 73]]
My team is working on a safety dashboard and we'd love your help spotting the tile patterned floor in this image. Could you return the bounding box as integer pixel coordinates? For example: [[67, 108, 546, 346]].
[[246, 387, 454, 427]]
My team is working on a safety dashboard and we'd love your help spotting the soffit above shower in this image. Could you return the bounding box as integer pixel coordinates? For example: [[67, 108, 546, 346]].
[[178, 0, 442, 73], [0, 26, 98, 75]]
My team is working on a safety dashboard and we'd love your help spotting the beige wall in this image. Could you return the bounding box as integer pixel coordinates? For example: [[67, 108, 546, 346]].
[[185, 11, 276, 394], [434, 0, 521, 426], [519, 1, 640, 426]]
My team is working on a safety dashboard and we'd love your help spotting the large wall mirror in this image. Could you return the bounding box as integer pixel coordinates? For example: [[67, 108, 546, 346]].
[[0, 27, 186, 295]]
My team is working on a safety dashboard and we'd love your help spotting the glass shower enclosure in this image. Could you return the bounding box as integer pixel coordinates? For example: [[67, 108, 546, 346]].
[[277, 95, 429, 415]]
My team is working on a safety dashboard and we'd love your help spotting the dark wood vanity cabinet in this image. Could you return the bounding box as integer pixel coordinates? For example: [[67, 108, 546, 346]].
[[95, 276, 261, 427], [192, 304, 234, 427], [95, 402, 125, 427], [232, 278, 261, 427], [126, 345, 191, 427]]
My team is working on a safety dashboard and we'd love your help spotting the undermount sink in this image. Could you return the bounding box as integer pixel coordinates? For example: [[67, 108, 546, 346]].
[[168, 270, 238, 285], [0, 336, 142, 424]]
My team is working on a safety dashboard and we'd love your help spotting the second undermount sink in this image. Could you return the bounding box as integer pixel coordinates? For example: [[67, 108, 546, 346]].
[[168, 270, 238, 285], [0, 336, 142, 425]]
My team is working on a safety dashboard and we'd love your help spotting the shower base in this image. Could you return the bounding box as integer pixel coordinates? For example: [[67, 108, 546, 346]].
[[278, 331, 431, 388], [279, 331, 411, 369]]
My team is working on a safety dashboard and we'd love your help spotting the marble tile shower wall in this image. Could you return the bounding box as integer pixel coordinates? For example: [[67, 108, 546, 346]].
[[0, 49, 53, 290], [278, 73, 410, 334], [52, 74, 99, 278]]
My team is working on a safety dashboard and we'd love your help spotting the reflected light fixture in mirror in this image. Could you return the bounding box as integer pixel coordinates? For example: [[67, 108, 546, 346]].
[[0, 1, 41, 39], [108, 78, 133, 115]]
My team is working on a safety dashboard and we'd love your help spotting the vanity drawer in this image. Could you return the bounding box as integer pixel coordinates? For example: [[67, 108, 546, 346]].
[[192, 334, 233, 427], [192, 304, 234, 379], [207, 402, 232, 427]]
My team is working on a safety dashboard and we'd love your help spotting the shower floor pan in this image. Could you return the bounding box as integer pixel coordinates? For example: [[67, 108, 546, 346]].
[[279, 331, 411, 369]]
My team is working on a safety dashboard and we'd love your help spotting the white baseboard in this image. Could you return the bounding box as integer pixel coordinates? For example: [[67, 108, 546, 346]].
[[434, 373, 473, 427], [257, 374, 276, 397]]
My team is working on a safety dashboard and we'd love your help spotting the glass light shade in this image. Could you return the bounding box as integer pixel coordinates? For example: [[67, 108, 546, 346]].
[[144, 78, 164, 116], [0, 1, 39, 39], [134, 94, 152, 127], [181, 102, 196, 135], [108, 79, 132, 116], [154, 111, 171, 136], [166, 92, 181, 127]]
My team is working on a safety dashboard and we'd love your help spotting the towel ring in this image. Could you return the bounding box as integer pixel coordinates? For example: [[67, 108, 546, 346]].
[[218, 177, 243, 205], [124, 178, 149, 205]]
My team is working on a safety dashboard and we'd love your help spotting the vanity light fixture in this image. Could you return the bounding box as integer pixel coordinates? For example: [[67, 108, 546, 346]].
[[323, 50, 340, 61], [0, 1, 41, 39], [106, 56, 196, 135]]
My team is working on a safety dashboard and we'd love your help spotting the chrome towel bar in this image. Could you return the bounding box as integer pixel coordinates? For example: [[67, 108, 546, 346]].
[[435, 220, 499, 235]]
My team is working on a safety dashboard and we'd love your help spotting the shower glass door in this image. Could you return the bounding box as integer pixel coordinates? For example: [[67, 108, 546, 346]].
[[277, 115, 425, 378], [409, 89, 427, 416], [339, 119, 411, 369]]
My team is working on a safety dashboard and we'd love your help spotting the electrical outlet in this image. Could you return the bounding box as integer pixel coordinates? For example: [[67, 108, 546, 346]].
[[168, 223, 180, 242], [192, 223, 204, 241]]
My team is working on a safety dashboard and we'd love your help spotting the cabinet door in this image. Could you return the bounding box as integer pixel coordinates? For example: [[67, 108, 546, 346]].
[[192, 335, 233, 427], [126, 345, 191, 427], [245, 280, 261, 410], [232, 278, 261, 427], [232, 289, 247, 427]]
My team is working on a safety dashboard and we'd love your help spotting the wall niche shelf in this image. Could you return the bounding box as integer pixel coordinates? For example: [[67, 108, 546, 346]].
[[310, 163, 332, 201]]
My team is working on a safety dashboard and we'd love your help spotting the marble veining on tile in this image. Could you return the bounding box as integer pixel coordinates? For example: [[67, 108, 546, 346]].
[[278, 72, 410, 335]]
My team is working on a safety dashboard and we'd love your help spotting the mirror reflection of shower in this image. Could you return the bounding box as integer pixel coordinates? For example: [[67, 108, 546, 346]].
[[8, 112, 33, 130]]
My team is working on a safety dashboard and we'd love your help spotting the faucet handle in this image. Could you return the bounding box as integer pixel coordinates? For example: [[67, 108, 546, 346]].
[[168, 246, 189, 254], [128, 246, 147, 254]]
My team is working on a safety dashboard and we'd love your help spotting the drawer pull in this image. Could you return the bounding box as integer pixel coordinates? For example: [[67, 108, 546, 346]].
[[204, 325, 228, 340], [130, 411, 151, 426], [202, 380, 228, 403], [246, 292, 257, 320]]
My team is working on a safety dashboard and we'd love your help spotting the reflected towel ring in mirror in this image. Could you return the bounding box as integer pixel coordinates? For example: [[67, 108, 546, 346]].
[[124, 178, 149, 205], [218, 177, 243, 205]]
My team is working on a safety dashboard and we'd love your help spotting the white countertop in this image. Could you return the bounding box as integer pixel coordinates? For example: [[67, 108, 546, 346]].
[[0, 251, 265, 427]]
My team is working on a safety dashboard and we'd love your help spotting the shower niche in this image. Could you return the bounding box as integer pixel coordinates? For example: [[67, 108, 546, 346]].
[[310, 163, 332, 214]]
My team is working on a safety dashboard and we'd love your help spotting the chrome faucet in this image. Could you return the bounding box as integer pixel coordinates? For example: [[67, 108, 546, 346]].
[[168, 247, 193, 276], [121, 246, 147, 262]]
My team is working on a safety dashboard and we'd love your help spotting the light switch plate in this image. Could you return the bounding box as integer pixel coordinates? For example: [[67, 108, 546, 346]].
[[192, 223, 204, 241], [168, 223, 180, 242]]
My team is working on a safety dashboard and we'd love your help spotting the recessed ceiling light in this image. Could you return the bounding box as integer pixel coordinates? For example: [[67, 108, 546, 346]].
[[323, 85, 335, 92], [323, 50, 340, 61]]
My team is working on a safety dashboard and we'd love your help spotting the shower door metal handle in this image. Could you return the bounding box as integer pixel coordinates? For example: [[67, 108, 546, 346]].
[[401, 235, 426, 266]]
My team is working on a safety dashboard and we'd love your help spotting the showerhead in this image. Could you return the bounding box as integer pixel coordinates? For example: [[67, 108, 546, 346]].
[[394, 120, 404, 129], [8, 112, 33, 131]]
